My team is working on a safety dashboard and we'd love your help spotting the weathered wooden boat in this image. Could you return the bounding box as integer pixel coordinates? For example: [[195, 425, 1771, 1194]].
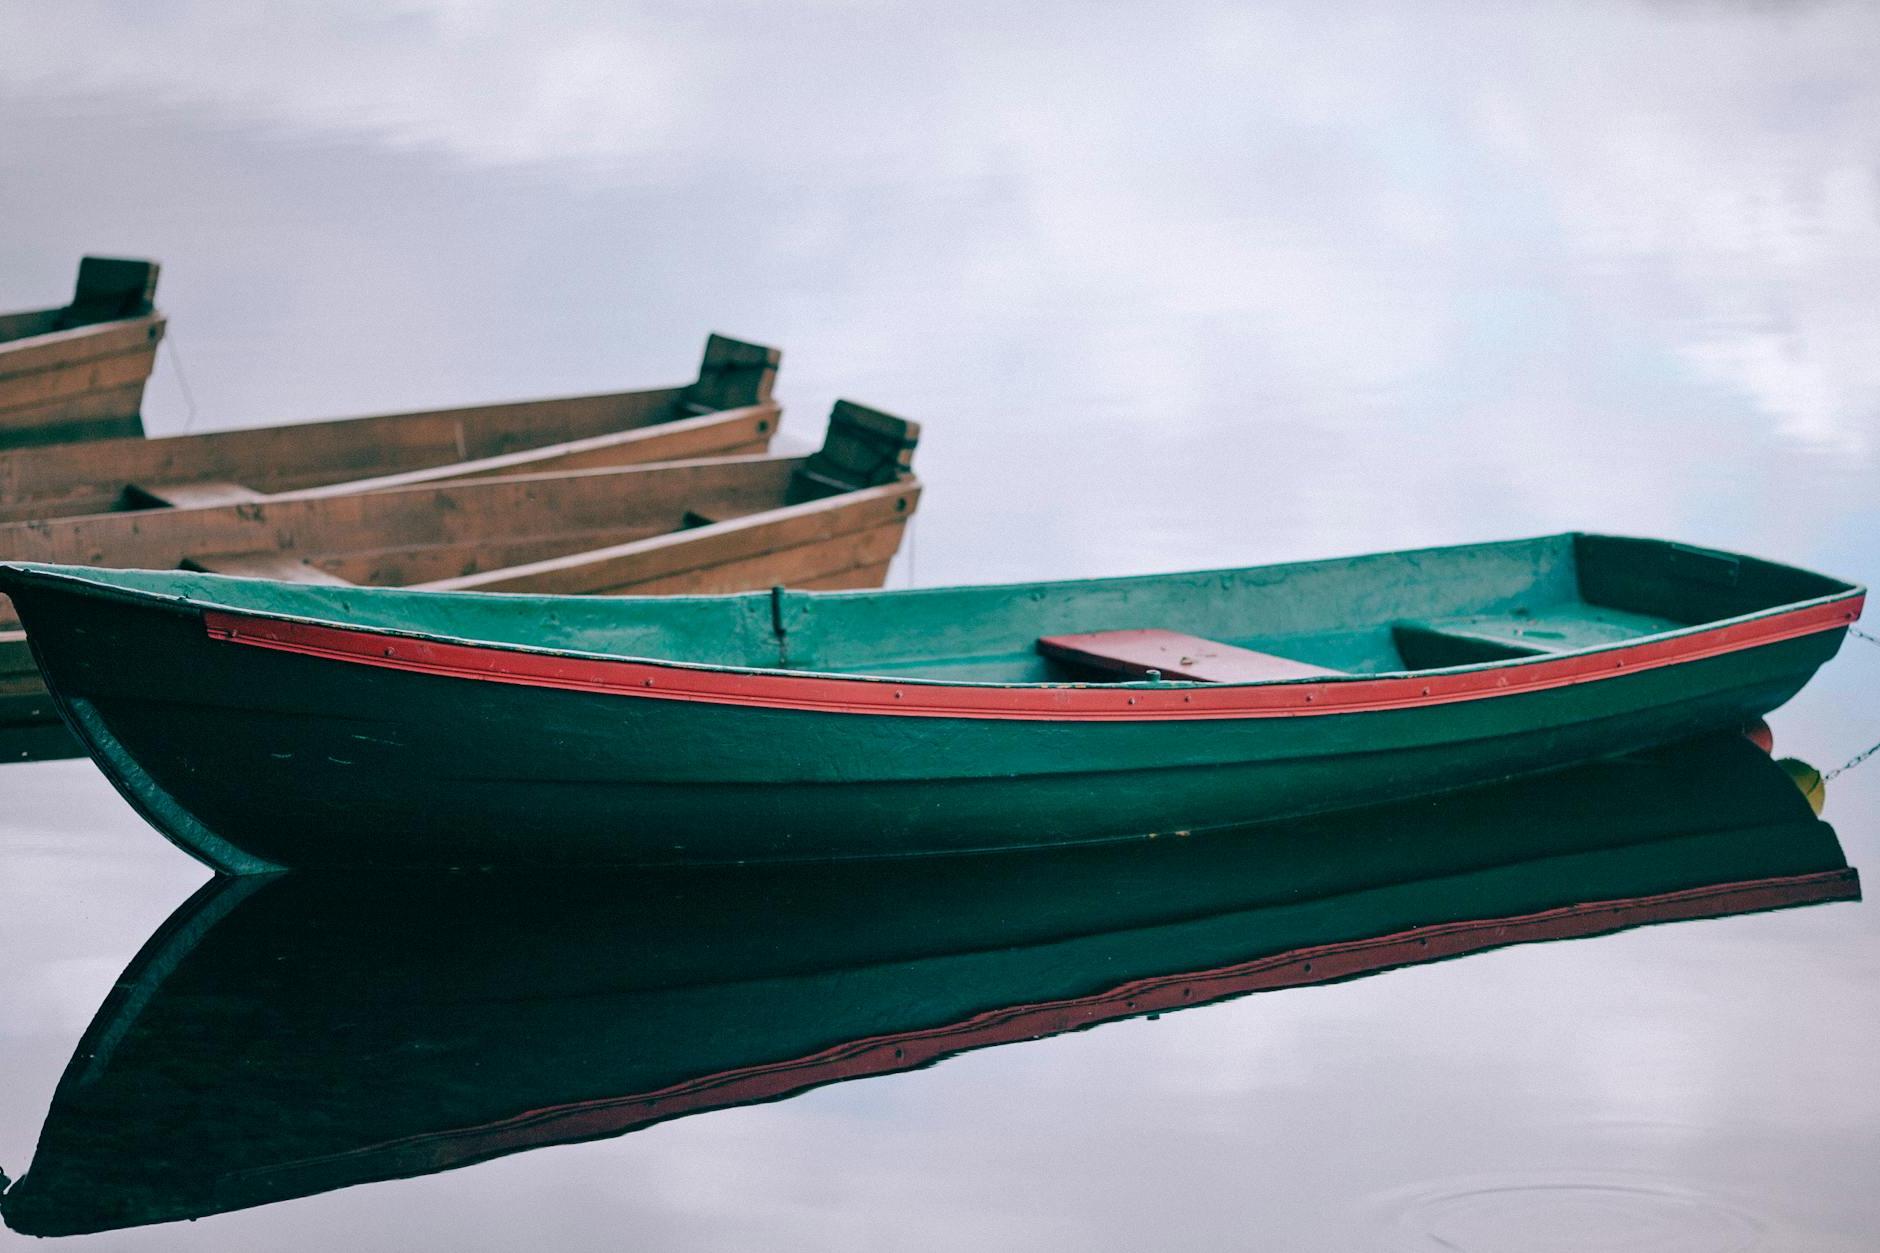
[[0, 535, 1858, 870], [0, 399, 920, 737], [0, 332, 780, 524], [0, 737, 1856, 1235], [0, 257, 164, 449]]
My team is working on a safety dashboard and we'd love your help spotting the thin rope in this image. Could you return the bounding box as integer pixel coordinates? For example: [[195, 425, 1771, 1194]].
[[1851, 625, 1880, 647], [905, 511, 919, 587], [163, 331, 200, 432]]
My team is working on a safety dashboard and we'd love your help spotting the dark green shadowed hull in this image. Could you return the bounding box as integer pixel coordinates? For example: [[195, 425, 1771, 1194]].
[[0, 738, 1858, 1235], [6, 574, 1848, 869]]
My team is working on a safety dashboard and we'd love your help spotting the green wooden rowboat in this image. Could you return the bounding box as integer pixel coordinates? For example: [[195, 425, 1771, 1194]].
[[0, 533, 1862, 871], [0, 737, 1856, 1235]]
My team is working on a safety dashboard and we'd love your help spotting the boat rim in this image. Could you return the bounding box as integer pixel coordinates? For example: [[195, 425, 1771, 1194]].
[[0, 531, 1864, 692]]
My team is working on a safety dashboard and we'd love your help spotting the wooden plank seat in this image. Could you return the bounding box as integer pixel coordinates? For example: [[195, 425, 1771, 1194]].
[[1391, 607, 1685, 669], [179, 552, 355, 585], [1037, 628, 1340, 683], [1391, 602, 1684, 658], [121, 481, 268, 510]]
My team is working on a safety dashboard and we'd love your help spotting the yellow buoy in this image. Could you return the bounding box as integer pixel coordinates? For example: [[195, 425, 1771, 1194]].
[[1775, 757, 1826, 816]]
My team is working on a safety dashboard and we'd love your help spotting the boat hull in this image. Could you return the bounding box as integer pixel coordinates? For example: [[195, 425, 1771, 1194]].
[[5, 571, 1851, 870], [0, 314, 162, 448], [0, 257, 164, 449], [0, 331, 780, 521], [0, 395, 921, 746]]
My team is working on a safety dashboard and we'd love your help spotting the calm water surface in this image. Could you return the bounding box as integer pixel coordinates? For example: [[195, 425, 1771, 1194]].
[[3, 3, 1879, 1248]]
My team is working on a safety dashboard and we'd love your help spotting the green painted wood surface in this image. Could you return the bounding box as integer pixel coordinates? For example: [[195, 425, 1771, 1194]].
[[0, 534, 1859, 867], [0, 532, 1857, 677]]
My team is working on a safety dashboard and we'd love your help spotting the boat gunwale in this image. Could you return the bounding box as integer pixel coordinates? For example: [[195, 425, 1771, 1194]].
[[0, 533, 1862, 722], [0, 309, 164, 358], [0, 422, 793, 533], [0, 331, 781, 519], [257, 402, 780, 503], [2, 328, 771, 455]]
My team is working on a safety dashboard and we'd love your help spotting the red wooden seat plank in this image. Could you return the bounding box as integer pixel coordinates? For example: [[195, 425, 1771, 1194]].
[[1037, 628, 1339, 683]]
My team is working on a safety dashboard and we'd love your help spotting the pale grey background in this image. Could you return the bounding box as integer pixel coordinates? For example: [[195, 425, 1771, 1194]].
[[2, 3, 1878, 1248]]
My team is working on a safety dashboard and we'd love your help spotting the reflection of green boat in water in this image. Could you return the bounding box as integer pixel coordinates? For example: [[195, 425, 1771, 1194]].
[[1, 736, 1858, 1236]]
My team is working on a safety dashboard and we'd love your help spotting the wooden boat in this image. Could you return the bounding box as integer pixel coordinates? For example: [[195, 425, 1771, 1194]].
[[0, 535, 1858, 870], [0, 332, 781, 523], [0, 399, 920, 736], [0, 737, 1856, 1235], [0, 257, 164, 449]]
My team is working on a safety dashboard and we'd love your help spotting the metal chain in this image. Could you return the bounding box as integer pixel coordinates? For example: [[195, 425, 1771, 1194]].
[[1822, 625, 1880, 778], [1826, 740, 1880, 781]]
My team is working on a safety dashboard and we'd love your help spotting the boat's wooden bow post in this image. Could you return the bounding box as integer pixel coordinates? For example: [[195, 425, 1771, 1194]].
[[59, 257, 160, 330], [683, 334, 781, 413], [788, 400, 922, 504]]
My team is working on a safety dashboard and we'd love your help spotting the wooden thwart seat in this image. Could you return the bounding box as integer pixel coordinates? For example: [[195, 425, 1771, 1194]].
[[122, 481, 268, 510], [1391, 607, 1683, 670], [180, 552, 354, 585], [1037, 629, 1340, 683]]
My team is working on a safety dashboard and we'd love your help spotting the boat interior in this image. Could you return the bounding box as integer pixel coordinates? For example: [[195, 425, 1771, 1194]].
[[17, 534, 1856, 683], [0, 400, 922, 633], [0, 256, 159, 345], [0, 333, 781, 522]]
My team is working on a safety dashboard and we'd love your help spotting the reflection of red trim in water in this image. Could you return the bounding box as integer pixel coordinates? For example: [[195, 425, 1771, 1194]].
[[242, 867, 1859, 1185], [202, 595, 1864, 723]]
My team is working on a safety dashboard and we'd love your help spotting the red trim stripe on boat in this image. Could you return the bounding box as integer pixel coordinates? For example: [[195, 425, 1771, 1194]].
[[202, 594, 1864, 723]]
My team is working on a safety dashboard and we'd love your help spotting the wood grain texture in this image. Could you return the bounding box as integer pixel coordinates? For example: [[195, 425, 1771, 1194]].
[[0, 340, 160, 411], [180, 553, 356, 585], [0, 334, 781, 518], [1037, 629, 1341, 682], [274, 405, 778, 500], [606, 520, 910, 596], [123, 482, 269, 510], [418, 482, 919, 594], [0, 397, 920, 723], [0, 316, 165, 378]]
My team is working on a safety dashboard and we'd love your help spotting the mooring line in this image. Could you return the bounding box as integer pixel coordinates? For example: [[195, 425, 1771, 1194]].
[[906, 510, 919, 587], [164, 328, 201, 431]]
